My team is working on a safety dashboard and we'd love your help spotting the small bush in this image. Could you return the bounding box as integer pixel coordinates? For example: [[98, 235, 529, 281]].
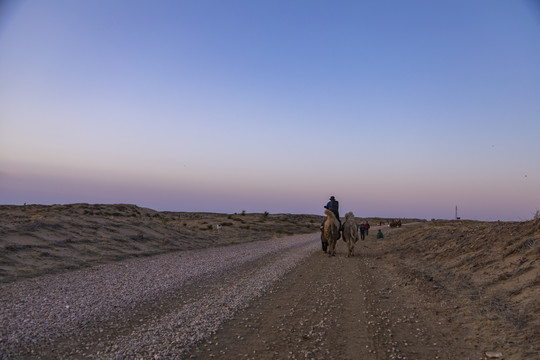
[[263, 211, 269, 217], [241, 210, 246, 216]]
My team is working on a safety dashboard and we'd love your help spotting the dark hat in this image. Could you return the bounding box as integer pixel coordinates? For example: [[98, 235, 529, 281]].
[[330, 196, 335, 200]]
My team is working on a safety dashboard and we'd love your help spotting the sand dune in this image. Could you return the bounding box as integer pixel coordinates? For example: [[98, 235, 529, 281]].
[[0, 204, 325, 283]]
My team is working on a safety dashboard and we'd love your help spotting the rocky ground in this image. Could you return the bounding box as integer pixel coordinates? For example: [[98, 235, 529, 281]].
[[1, 204, 538, 359]]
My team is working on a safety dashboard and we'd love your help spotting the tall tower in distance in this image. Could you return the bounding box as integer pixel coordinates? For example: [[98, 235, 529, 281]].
[[455, 205, 461, 220]]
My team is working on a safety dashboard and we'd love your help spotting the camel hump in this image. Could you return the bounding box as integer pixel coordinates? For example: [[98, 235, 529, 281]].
[[325, 209, 337, 220], [345, 212, 355, 220]]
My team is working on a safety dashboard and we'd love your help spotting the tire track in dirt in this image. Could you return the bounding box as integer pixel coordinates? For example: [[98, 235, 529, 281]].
[[189, 227, 481, 360], [189, 246, 379, 359]]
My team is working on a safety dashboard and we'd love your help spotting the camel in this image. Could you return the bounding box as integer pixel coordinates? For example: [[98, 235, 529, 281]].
[[342, 212, 359, 257], [323, 209, 341, 256]]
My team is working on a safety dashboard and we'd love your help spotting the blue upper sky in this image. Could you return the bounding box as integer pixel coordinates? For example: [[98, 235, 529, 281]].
[[1, 0, 539, 220]]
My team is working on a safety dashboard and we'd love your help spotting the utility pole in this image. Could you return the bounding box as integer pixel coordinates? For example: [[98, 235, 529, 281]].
[[455, 205, 460, 220]]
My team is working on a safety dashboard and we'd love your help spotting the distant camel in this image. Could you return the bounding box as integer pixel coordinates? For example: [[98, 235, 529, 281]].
[[323, 209, 341, 257], [342, 212, 359, 257]]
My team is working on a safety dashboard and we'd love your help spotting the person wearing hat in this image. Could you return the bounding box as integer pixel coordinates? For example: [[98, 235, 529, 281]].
[[325, 196, 340, 220], [321, 195, 341, 229]]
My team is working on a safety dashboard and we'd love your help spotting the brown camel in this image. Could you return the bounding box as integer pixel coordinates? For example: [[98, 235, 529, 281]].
[[323, 209, 341, 256]]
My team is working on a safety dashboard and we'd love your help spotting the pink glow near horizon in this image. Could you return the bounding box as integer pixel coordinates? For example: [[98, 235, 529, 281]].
[[1, 163, 537, 221]]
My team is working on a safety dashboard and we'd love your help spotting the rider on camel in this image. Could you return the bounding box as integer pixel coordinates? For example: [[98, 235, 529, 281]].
[[321, 195, 342, 229]]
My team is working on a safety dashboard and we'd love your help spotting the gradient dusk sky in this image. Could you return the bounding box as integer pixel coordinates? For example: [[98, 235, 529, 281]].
[[1, 0, 539, 221]]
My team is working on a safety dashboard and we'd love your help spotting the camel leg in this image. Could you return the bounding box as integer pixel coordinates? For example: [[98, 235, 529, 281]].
[[329, 241, 336, 256]]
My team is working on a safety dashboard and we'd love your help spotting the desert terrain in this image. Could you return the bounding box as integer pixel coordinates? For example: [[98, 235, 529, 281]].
[[0, 204, 327, 283], [1, 204, 538, 359]]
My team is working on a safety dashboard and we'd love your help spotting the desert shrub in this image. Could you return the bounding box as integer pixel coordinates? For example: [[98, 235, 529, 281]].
[[222, 222, 234, 226], [276, 229, 283, 234], [207, 224, 213, 230], [263, 211, 269, 217], [241, 210, 246, 216], [227, 215, 232, 219]]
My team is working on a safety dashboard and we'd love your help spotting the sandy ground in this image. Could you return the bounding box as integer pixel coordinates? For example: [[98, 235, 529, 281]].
[[190, 221, 539, 360], [1, 204, 538, 359]]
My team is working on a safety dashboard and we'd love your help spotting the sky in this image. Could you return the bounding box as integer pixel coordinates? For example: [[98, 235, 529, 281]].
[[1, 0, 539, 221]]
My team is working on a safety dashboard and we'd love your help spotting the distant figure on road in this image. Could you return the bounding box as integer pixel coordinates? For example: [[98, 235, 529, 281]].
[[359, 222, 366, 240], [365, 221, 370, 236], [376, 229, 384, 239]]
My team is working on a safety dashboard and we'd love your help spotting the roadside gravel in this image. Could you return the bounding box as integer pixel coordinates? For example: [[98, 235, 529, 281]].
[[0, 233, 319, 359]]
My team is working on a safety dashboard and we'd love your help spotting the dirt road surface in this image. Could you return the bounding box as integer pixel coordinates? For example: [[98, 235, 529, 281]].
[[190, 225, 468, 359], [190, 223, 538, 360]]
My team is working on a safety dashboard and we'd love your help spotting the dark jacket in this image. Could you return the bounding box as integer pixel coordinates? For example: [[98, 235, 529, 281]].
[[326, 199, 339, 219]]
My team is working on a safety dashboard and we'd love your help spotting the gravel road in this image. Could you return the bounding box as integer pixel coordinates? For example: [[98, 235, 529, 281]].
[[0, 233, 319, 359]]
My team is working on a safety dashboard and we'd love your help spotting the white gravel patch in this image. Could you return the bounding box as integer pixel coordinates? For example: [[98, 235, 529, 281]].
[[0, 233, 319, 359]]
